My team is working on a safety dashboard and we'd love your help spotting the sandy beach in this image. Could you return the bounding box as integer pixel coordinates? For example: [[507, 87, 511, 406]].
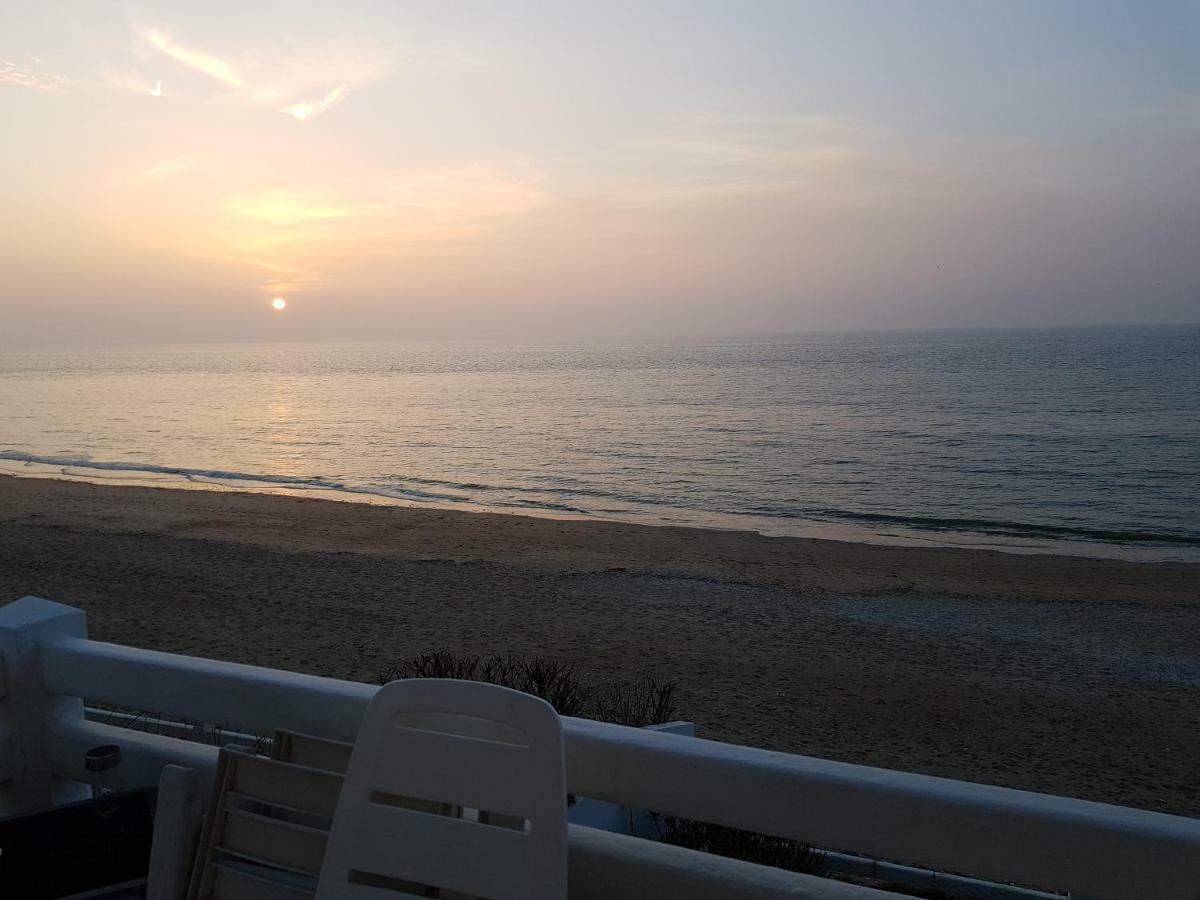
[[1, 474, 1197, 816]]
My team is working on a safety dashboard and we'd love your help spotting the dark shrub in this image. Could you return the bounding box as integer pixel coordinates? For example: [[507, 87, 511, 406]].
[[647, 814, 827, 876], [376, 652, 675, 726], [590, 675, 678, 727], [513, 656, 590, 718], [377, 651, 481, 683]]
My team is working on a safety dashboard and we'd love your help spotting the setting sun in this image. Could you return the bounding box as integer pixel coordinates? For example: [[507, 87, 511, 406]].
[[272, 297, 287, 311]]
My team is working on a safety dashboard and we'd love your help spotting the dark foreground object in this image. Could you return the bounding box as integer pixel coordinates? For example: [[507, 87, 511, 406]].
[[0, 789, 155, 898]]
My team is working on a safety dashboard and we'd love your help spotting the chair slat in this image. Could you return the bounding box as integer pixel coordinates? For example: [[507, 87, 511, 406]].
[[221, 809, 328, 876], [272, 730, 354, 774], [230, 754, 344, 818], [338, 883, 440, 900], [338, 799, 532, 896], [359, 725, 534, 819], [211, 862, 315, 900]]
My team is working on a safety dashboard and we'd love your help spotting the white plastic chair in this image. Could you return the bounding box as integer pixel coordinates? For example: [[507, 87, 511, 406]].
[[315, 679, 568, 900]]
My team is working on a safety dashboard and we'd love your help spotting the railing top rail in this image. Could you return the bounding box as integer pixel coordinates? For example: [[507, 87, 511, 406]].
[[39, 634, 1200, 900]]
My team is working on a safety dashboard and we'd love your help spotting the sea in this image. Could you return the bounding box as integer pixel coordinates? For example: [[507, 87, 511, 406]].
[[2, 326, 1198, 561]]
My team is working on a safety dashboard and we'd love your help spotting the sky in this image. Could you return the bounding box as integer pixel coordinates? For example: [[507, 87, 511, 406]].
[[1, 1, 1198, 345]]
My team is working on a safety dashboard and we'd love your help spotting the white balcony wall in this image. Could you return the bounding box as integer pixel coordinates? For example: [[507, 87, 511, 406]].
[[4, 597, 1199, 900]]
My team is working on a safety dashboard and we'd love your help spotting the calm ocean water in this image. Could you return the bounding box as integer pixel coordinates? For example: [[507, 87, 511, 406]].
[[2, 328, 1198, 561]]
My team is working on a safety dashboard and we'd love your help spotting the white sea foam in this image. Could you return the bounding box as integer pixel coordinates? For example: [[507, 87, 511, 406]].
[[0, 451, 338, 489]]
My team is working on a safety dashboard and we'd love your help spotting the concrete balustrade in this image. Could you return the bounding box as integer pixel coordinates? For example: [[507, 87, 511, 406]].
[[3, 596, 1199, 900]]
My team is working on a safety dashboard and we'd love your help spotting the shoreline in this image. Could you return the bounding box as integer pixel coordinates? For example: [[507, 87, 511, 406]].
[[1, 457, 1196, 565], [2, 475, 1198, 815]]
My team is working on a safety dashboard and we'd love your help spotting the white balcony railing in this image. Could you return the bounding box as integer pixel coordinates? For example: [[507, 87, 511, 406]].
[[2, 596, 1199, 899]]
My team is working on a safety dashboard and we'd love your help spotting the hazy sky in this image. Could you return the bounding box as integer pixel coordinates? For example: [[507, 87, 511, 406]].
[[2, 1, 1197, 344]]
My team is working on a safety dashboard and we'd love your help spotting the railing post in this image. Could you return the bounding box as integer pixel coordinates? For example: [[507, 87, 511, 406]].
[[0, 597, 91, 815]]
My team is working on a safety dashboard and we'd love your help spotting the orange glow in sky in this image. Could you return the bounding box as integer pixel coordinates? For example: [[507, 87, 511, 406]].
[[1, 4, 1197, 345]]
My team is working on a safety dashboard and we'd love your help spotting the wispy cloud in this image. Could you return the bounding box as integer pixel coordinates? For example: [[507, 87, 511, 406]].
[[134, 25, 380, 121], [283, 85, 348, 121], [1, 60, 70, 92], [604, 111, 910, 209], [227, 166, 545, 230], [650, 139, 866, 170], [104, 69, 173, 98], [383, 164, 547, 220], [673, 111, 854, 133], [138, 155, 198, 186], [651, 112, 874, 168], [212, 164, 547, 291], [221, 254, 324, 296], [226, 190, 364, 225], [140, 29, 246, 88]]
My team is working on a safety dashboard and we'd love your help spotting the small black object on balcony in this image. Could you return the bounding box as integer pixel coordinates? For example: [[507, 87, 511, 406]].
[[85, 744, 122, 799]]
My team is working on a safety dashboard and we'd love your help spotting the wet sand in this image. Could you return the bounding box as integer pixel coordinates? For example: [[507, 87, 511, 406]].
[[1, 475, 1197, 816]]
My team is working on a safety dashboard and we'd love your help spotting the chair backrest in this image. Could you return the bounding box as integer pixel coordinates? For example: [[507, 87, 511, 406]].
[[316, 679, 568, 900], [187, 749, 344, 900]]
